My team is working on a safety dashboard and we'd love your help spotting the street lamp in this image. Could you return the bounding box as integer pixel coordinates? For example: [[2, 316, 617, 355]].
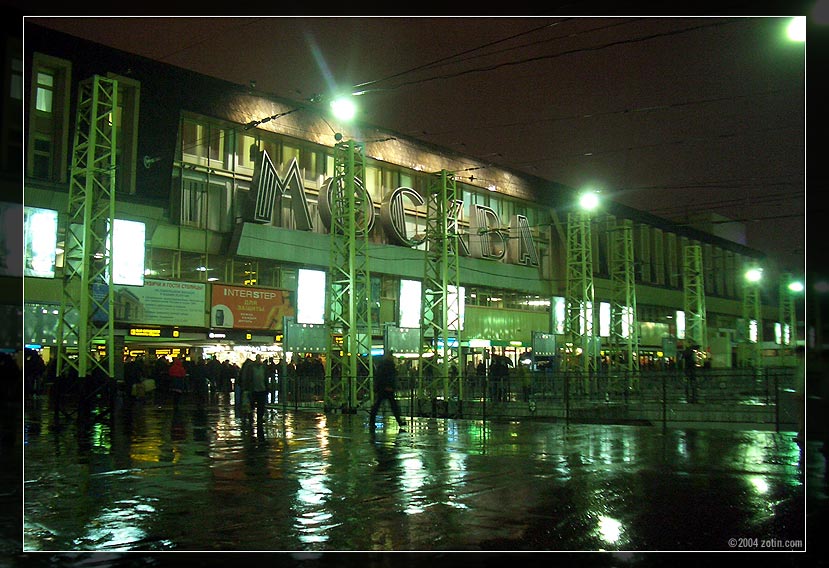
[[565, 190, 600, 381], [579, 190, 600, 212], [740, 266, 763, 369], [779, 273, 803, 364], [330, 94, 357, 122]]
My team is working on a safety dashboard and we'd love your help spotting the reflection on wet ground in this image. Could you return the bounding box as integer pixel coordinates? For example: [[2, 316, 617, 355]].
[[18, 392, 821, 556]]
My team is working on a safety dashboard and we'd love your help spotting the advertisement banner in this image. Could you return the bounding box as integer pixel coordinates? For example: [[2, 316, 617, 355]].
[[114, 279, 206, 327], [210, 284, 294, 330]]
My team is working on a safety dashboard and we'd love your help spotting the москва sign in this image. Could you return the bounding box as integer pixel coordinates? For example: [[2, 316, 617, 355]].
[[250, 150, 539, 267]]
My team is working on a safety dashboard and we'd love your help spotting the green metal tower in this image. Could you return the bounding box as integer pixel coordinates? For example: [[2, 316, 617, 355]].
[[565, 209, 597, 384], [419, 170, 463, 408], [325, 139, 374, 413], [683, 244, 708, 352], [56, 75, 118, 381], [609, 219, 640, 374], [739, 268, 763, 369], [779, 272, 797, 350]]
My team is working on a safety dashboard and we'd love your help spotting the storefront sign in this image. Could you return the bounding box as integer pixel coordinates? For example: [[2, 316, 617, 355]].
[[210, 284, 294, 330], [114, 279, 206, 327]]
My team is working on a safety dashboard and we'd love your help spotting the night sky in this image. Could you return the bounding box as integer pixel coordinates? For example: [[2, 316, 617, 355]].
[[21, 12, 820, 286]]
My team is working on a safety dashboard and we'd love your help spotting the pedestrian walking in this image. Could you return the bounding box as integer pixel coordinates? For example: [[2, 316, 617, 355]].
[[249, 354, 269, 429], [369, 351, 406, 430], [237, 357, 254, 421], [169, 356, 188, 407]]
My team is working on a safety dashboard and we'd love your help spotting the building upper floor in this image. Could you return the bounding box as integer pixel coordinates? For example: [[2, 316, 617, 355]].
[[20, 22, 771, 306]]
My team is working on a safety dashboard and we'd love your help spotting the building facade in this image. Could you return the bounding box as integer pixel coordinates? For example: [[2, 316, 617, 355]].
[[20, 23, 792, 378]]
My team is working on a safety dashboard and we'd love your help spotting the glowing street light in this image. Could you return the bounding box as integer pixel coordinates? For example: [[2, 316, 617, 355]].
[[745, 267, 763, 283], [330, 95, 357, 122], [579, 191, 600, 212], [740, 266, 763, 368]]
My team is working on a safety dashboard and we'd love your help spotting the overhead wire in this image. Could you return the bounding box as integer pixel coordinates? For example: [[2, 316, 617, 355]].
[[352, 18, 744, 94]]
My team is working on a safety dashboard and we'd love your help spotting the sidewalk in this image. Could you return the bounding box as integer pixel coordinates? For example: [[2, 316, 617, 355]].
[[15, 393, 825, 558]]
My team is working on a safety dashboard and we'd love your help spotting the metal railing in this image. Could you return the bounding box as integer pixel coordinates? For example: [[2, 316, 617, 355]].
[[278, 366, 800, 432]]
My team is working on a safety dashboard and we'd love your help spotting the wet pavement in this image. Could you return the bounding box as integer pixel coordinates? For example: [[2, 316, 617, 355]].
[[8, 391, 828, 564]]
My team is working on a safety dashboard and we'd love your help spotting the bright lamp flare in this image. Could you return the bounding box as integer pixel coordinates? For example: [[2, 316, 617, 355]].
[[330, 96, 356, 121], [745, 268, 763, 283], [579, 192, 600, 211]]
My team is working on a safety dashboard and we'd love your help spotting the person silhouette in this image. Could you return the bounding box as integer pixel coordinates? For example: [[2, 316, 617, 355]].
[[369, 351, 406, 431]]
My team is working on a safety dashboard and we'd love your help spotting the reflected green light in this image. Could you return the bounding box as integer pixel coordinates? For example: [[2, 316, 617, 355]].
[[750, 476, 769, 494], [598, 515, 622, 544]]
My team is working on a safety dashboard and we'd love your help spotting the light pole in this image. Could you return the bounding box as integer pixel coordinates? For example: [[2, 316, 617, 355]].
[[779, 273, 803, 365], [565, 190, 600, 392], [739, 266, 763, 369]]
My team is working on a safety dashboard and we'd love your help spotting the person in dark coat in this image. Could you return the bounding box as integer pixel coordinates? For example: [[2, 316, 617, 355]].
[[369, 351, 406, 430]]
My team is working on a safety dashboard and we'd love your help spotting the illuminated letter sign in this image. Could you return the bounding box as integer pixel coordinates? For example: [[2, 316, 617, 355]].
[[251, 151, 313, 230], [507, 214, 539, 266], [380, 187, 425, 247], [469, 204, 506, 260], [317, 176, 376, 235], [448, 199, 470, 257], [245, 151, 538, 267]]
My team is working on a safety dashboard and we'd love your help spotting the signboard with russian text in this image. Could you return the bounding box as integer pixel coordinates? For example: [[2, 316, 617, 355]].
[[210, 284, 294, 330], [114, 279, 206, 327]]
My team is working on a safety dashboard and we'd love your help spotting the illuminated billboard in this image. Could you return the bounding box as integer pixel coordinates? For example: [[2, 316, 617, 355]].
[[110, 219, 146, 286], [297, 269, 326, 324], [399, 279, 421, 328], [22, 206, 57, 278]]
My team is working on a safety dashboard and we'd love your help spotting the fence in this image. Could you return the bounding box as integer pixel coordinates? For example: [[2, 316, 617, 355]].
[[278, 366, 801, 432]]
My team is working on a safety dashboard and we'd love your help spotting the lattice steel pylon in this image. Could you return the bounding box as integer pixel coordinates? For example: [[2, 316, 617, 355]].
[[739, 275, 763, 368], [419, 170, 462, 406], [56, 75, 118, 381], [565, 210, 597, 380], [609, 219, 640, 375], [779, 272, 797, 349], [683, 245, 708, 352], [325, 139, 374, 413]]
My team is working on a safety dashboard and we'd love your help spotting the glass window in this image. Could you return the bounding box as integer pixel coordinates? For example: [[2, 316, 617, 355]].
[[11, 57, 22, 100], [207, 125, 224, 163], [281, 143, 300, 170], [146, 248, 180, 280], [235, 132, 258, 172], [261, 137, 280, 165], [364, 165, 382, 201], [181, 119, 203, 159], [32, 136, 52, 179], [28, 55, 71, 182], [35, 71, 54, 112], [181, 178, 206, 227]]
